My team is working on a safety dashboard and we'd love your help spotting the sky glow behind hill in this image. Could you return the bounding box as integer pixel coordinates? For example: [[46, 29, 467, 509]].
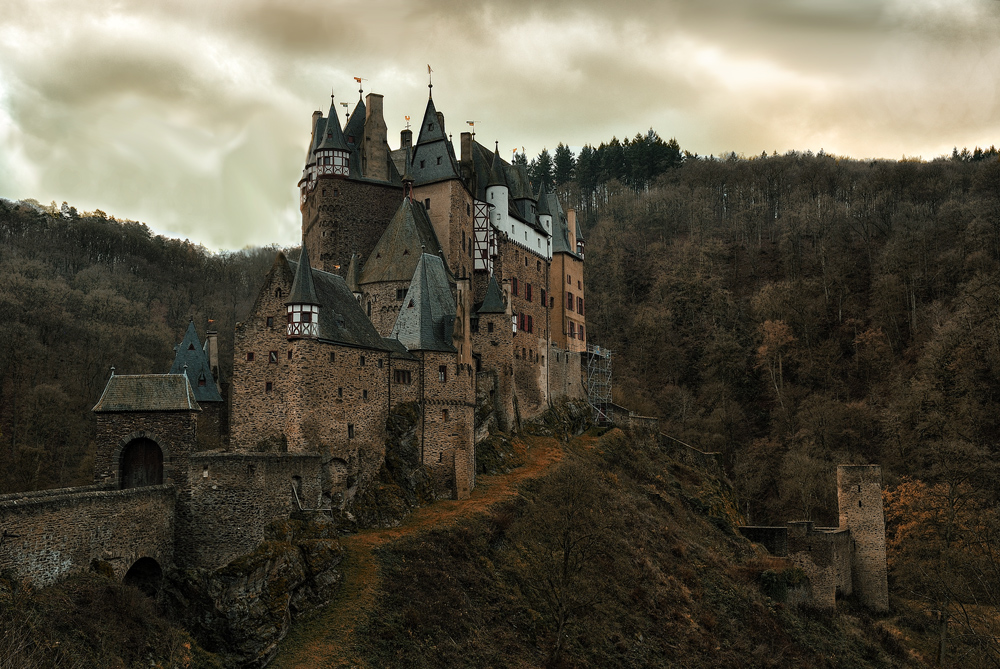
[[1, 0, 999, 250]]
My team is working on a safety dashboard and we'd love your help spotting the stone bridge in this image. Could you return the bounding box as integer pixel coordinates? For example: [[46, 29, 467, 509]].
[[0, 482, 176, 589]]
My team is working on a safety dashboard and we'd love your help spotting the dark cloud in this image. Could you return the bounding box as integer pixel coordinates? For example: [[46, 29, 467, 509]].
[[1, 0, 999, 249]]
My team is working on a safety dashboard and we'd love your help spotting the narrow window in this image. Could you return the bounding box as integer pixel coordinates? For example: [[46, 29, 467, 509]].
[[526, 283, 532, 302], [329, 352, 336, 362], [439, 365, 447, 382], [367, 301, 372, 317], [512, 277, 518, 296], [424, 198, 430, 210], [578, 280, 581, 289], [578, 297, 584, 314], [442, 409, 449, 421], [348, 424, 355, 439], [360, 356, 366, 367], [487, 321, 494, 333], [569, 322, 576, 338], [537, 260, 541, 271], [338, 387, 343, 398], [265, 381, 273, 393], [579, 326, 585, 341], [269, 351, 278, 363], [246, 352, 255, 362], [287, 350, 292, 360], [266, 316, 274, 327], [276, 288, 283, 298], [566, 274, 571, 285], [567, 293, 574, 311], [377, 359, 383, 368], [527, 315, 533, 333], [436, 156, 442, 165], [467, 203, 471, 215], [541, 289, 546, 307], [363, 390, 368, 401], [396, 288, 406, 300], [420, 160, 426, 169], [198, 375, 206, 387]]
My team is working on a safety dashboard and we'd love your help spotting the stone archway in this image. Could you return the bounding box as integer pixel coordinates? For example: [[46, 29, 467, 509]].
[[123, 557, 162, 597], [120, 438, 163, 489]]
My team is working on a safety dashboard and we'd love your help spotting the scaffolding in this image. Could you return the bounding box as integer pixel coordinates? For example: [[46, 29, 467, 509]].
[[586, 344, 613, 424]]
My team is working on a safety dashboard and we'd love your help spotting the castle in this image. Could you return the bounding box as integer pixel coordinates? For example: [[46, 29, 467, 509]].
[[0, 82, 589, 589]]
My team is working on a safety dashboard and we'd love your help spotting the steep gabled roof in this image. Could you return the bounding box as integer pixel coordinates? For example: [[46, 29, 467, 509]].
[[359, 198, 447, 285], [550, 194, 581, 258], [285, 258, 389, 350], [169, 321, 223, 403], [287, 245, 322, 306], [93, 374, 201, 412], [390, 253, 457, 353], [416, 95, 447, 146], [476, 274, 507, 314], [344, 97, 366, 147], [488, 147, 507, 188]]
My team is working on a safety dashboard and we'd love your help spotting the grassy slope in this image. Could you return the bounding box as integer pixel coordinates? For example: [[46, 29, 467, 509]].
[[349, 428, 920, 668]]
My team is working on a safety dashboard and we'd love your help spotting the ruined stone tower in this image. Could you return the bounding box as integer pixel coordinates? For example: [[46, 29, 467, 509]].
[[837, 465, 889, 611]]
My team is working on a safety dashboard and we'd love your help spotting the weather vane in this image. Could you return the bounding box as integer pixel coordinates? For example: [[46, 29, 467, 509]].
[[466, 120, 478, 139], [353, 76, 367, 100], [405, 115, 411, 130]]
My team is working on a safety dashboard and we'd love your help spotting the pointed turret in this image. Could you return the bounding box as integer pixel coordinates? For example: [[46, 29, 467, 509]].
[[486, 146, 509, 227], [315, 94, 350, 177], [487, 145, 507, 187], [476, 274, 506, 314], [410, 94, 460, 184], [286, 245, 322, 338], [169, 320, 223, 403]]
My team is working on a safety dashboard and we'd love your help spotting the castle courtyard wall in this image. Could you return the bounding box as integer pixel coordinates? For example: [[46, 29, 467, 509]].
[[179, 452, 323, 570]]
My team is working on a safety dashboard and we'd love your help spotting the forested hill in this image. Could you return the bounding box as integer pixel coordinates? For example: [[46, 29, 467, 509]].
[[0, 199, 275, 492]]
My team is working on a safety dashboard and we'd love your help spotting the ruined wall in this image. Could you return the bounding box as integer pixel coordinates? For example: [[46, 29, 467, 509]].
[[838, 465, 889, 611], [472, 309, 515, 431], [0, 484, 175, 587], [179, 452, 323, 570], [787, 523, 852, 610], [302, 178, 402, 276]]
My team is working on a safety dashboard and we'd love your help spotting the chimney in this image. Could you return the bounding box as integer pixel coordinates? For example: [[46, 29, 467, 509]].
[[401, 128, 412, 149], [461, 132, 472, 164], [436, 111, 445, 135], [206, 324, 219, 382], [567, 209, 577, 247], [362, 93, 388, 181]]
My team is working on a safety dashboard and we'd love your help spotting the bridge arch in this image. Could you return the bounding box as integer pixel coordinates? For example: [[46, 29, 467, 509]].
[[123, 557, 162, 597]]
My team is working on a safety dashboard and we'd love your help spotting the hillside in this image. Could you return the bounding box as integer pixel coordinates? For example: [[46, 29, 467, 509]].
[[271, 425, 918, 668]]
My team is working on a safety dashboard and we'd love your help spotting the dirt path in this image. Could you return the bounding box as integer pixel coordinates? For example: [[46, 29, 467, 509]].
[[269, 435, 566, 669]]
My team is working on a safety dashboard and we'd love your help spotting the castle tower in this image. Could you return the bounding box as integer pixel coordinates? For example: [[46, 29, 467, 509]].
[[838, 465, 889, 611], [286, 245, 321, 339], [486, 146, 509, 229]]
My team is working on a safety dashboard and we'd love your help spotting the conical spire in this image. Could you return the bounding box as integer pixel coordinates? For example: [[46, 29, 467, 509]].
[[487, 145, 507, 188], [536, 184, 552, 217], [317, 94, 349, 152], [415, 95, 447, 146], [477, 274, 506, 314], [287, 245, 322, 306]]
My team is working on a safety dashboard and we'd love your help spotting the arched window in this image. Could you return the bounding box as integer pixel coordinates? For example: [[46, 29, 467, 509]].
[[120, 438, 163, 489]]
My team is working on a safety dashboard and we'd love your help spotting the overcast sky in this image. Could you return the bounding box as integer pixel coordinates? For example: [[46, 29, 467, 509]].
[[2, 0, 999, 250]]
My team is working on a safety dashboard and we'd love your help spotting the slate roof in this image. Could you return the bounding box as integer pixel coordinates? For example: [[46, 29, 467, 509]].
[[476, 274, 507, 314], [287, 245, 322, 306], [487, 147, 507, 188], [359, 198, 449, 285], [344, 97, 366, 148], [536, 184, 552, 217], [410, 95, 461, 185], [169, 321, 223, 403], [390, 253, 457, 353], [550, 191, 581, 259], [93, 374, 201, 413], [285, 257, 389, 351], [382, 336, 418, 361], [316, 97, 349, 152]]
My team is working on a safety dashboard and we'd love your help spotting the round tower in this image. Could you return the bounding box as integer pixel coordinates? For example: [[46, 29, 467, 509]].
[[837, 465, 889, 611], [486, 144, 508, 228], [286, 245, 322, 339], [315, 93, 350, 178]]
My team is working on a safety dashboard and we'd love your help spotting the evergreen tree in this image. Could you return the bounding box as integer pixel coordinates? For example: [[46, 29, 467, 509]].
[[554, 143, 576, 186], [530, 148, 554, 189]]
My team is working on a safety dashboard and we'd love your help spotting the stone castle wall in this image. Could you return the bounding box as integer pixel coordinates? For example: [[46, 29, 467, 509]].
[[361, 280, 410, 337], [412, 179, 475, 281], [0, 484, 175, 586], [548, 348, 585, 403], [179, 452, 323, 569]]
